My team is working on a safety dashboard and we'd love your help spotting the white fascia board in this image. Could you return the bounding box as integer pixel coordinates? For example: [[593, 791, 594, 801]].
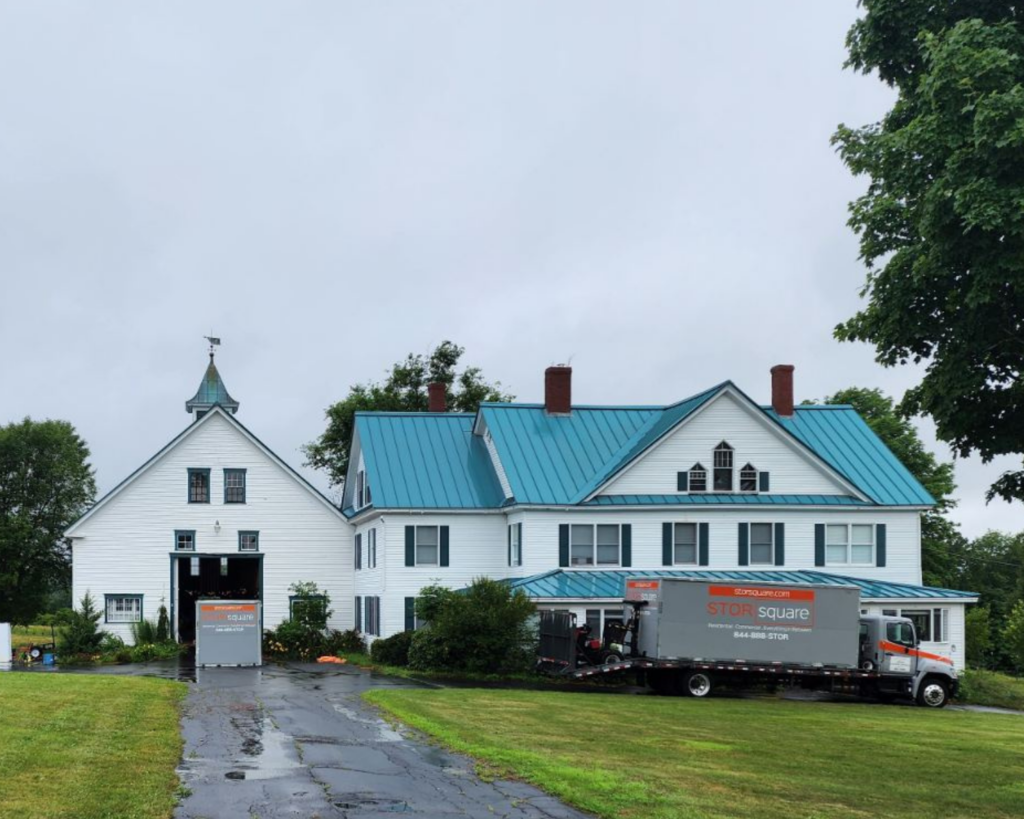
[[862, 597, 978, 605], [583, 386, 871, 504]]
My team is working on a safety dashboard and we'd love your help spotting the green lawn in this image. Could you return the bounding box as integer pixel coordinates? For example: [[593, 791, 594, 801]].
[[0, 674, 185, 819], [366, 688, 1024, 819], [10, 624, 56, 644]]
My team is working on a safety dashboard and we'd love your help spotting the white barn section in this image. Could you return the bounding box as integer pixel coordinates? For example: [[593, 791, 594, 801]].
[[67, 357, 352, 643]]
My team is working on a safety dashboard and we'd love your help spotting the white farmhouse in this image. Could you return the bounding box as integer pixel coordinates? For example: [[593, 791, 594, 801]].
[[68, 356, 977, 668], [346, 365, 977, 668], [67, 354, 353, 642]]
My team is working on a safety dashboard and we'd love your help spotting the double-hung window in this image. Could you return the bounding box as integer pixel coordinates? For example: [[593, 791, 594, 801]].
[[713, 443, 733, 491], [367, 528, 377, 568], [175, 530, 196, 551], [739, 463, 758, 493], [570, 524, 620, 566], [188, 468, 210, 503], [224, 469, 246, 503], [414, 526, 439, 566], [509, 524, 522, 567], [673, 523, 698, 565], [901, 608, 946, 643], [238, 531, 259, 552], [749, 523, 774, 565], [688, 464, 707, 493], [356, 470, 372, 508], [105, 594, 142, 623], [825, 524, 874, 565], [364, 596, 380, 636]]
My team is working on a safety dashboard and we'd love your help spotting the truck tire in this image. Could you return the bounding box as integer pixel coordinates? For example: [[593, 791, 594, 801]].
[[916, 678, 949, 708], [602, 652, 623, 665], [683, 671, 713, 698]]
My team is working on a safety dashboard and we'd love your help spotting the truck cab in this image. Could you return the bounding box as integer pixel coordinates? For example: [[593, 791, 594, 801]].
[[859, 614, 957, 707]]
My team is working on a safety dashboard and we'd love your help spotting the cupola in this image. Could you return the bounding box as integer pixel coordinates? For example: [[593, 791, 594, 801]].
[[186, 341, 239, 420]]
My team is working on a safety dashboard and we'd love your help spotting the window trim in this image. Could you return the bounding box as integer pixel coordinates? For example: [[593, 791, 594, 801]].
[[713, 442, 733, 492], [509, 523, 522, 567], [104, 594, 144, 624], [187, 468, 211, 504], [824, 523, 875, 566], [739, 463, 758, 494], [223, 468, 247, 504], [238, 530, 259, 552], [688, 463, 707, 493], [175, 530, 196, 552], [413, 525, 440, 567], [900, 607, 946, 643], [672, 522, 700, 566], [748, 522, 775, 566], [570, 523, 623, 567], [367, 528, 377, 569]]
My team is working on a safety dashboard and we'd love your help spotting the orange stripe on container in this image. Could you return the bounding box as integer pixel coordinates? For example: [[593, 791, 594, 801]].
[[709, 585, 815, 602]]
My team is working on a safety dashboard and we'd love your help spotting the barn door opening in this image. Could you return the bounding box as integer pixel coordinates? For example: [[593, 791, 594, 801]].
[[175, 555, 261, 644]]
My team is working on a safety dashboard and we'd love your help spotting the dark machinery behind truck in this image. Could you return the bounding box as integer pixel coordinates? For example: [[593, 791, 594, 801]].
[[537, 577, 958, 708]]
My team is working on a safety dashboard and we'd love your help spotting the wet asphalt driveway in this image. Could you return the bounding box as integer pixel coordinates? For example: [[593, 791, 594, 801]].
[[174, 663, 589, 819]]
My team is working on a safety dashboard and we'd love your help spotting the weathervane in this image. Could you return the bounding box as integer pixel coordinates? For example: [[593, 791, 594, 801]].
[[204, 334, 221, 361]]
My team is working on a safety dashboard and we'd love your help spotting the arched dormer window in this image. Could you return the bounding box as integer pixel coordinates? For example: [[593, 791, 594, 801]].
[[740, 463, 758, 493], [713, 442, 733, 491], [688, 463, 707, 493]]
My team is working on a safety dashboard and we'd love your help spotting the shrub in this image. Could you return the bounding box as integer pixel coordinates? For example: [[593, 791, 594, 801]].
[[156, 605, 170, 643], [1002, 600, 1024, 673], [262, 583, 346, 661], [324, 629, 366, 655], [57, 592, 106, 659], [370, 631, 413, 666], [407, 578, 537, 675], [966, 606, 993, 669], [130, 618, 158, 646]]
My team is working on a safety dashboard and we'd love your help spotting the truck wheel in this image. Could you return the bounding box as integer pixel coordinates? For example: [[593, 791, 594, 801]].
[[602, 652, 622, 665], [684, 671, 713, 698], [916, 678, 949, 708]]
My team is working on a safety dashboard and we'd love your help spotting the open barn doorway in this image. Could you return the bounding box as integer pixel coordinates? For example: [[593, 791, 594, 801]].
[[174, 554, 262, 643]]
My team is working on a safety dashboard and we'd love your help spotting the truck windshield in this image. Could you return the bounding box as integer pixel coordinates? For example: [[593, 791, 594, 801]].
[[887, 622, 916, 648]]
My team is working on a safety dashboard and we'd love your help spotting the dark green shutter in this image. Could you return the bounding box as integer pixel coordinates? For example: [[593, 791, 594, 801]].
[[405, 526, 415, 566], [677, 471, 688, 492], [738, 523, 749, 566], [559, 524, 570, 567], [507, 525, 512, 567], [759, 472, 770, 492], [774, 523, 785, 566], [404, 597, 415, 632], [621, 524, 632, 567], [355, 596, 362, 631], [698, 522, 710, 566], [662, 522, 673, 566], [876, 524, 886, 567], [518, 522, 523, 565], [814, 524, 826, 566], [440, 526, 450, 567], [355, 533, 361, 570]]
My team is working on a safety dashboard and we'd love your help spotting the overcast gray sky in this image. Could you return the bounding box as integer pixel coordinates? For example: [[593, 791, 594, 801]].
[[1, 1, 1019, 538]]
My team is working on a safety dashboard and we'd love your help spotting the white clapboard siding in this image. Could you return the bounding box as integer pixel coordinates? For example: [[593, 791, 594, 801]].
[[70, 411, 352, 643], [603, 391, 851, 496]]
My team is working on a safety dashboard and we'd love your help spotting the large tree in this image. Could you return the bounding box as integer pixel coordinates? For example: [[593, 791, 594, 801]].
[[305, 341, 513, 486], [821, 387, 962, 586], [0, 419, 96, 624], [834, 2, 1024, 504]]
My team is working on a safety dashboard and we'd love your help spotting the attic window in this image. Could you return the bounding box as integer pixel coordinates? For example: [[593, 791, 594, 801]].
[[356, 470, 371, 509], [713, 442, 733, 491], [740, 463, 758, 493], [689, 463, 707, 493]]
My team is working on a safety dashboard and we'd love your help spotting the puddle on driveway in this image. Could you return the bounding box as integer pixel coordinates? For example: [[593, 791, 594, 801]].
[[331, 702, 404, 742]]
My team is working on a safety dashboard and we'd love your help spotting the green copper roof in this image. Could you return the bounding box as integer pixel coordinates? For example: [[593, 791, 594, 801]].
[[185, 357, 239, 415]]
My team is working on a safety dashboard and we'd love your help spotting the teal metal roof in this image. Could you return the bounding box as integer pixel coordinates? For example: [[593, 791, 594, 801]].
[[185, 357, 239, 414], [478, 384, 721, 506], [355, 413, 505, 510], [766, 406, 935, 506], [508, 569, 977, 601], [585, 494, 870, 506]]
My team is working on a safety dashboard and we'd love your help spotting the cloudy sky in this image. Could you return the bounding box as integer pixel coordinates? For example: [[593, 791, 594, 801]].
[[1, 2, 1018, 538]]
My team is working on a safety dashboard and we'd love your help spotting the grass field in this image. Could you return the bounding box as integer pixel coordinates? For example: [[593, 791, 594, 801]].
[[0, 674, 186, 819], [10, 625, 57, 644], [366, 688, 1024, 819]]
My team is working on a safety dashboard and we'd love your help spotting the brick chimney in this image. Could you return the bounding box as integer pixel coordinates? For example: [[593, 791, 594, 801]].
[[427, 382, 447, 413], [545, 366, 572, 415], [771, 365, 795, 417]]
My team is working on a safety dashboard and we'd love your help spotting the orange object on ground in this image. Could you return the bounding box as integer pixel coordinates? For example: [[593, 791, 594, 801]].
[[316, 655, 348, 664]]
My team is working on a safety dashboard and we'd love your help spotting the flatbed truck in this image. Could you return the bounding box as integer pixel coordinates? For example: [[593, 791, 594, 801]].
[[537, 577, 958, 708]]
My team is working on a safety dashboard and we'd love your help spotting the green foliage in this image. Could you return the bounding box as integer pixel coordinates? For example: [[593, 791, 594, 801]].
[[130, 618, 159, 646], [407, 578, 537, 675], [324, 629, 366, 655], [820, 387, 963, 586], [156, 605, 170, 643], [834, 3, 1024, 504], [957, 669, 1024, 710], [0, 418, 96, 624], [57, 592, 106, 659], [262, 582, 363, 660], [370, 630, 414, 667], [966, 606, 994, 669], [289, 581, 332, 630], [1002, 600, 1024, 672], [304, 341, 514, 485]]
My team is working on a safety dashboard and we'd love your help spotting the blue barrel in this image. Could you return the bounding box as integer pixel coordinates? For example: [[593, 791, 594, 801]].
[[43, 653, 54, 665]]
